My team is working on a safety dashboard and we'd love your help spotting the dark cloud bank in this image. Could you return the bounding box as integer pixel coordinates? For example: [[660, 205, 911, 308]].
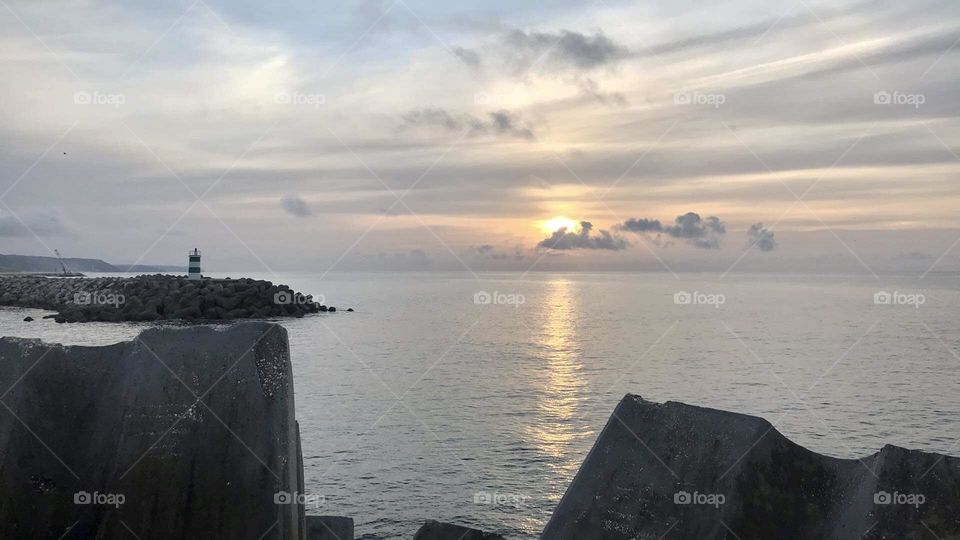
[[537, 221, 628, 251], [619, 212, 726, 249], [534, 213, 778, 254]]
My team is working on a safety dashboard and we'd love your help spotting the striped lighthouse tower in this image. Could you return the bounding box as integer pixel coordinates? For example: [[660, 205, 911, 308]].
[[188, 248, 202, 280]]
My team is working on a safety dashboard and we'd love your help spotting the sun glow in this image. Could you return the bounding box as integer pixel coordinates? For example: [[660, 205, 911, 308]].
[[539, 216, 579, 233]]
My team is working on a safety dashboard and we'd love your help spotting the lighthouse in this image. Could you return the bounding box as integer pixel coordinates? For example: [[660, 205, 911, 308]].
[[188, 248, 202, 280]]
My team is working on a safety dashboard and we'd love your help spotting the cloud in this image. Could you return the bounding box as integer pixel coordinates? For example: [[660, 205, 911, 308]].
[[898, 250, 931, 261], [453, 46, 482, 70], [578, 78, 627, 107], [466, 244, 526, 260], [453, 28, 630, 79], [375, 249, 433, 267], [619, 212, 726, 249], [408, 248, 431, 266], [537, 221, 628, 250], [748, 223, 777, 252], [2, 0, 959, 272], [401, 108, 535, 139], [280, 194, 313, 217], [0, 208, 71, 237], [619, 218, 664, 232], [501, 29, 630, 73]]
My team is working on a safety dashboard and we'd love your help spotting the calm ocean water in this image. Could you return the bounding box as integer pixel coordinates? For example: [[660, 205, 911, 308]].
[[2, 271, 959, 538]]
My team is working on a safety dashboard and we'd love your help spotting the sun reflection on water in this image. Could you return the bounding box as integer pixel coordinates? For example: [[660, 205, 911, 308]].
[[525, 279, 592, 477]]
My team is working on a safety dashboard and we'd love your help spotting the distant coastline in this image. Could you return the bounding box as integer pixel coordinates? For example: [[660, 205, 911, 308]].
[[0, 253, 179, 274]]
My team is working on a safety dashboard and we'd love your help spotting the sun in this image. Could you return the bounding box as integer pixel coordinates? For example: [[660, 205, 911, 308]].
[[539, 216, 579, 233]]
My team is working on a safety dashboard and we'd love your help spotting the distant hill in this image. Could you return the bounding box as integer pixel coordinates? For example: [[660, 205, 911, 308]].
[[0, 254, 179, 274]]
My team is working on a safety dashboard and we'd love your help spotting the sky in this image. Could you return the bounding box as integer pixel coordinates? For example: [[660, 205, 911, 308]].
[[1, 0, 959, 275]]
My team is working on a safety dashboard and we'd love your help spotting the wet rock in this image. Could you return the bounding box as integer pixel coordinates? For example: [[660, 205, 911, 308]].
[[305, 516, 354, 540], [215, 295, 241, 310], [22, 316, 33, 322], [542, 394, 960, 540], [413, 520, 505, 540]]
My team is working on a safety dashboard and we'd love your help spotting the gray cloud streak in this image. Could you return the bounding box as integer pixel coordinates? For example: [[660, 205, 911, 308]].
[[502, 29, 631, 72], [401, 108, 536, 139], [0, 208, 71, 238]]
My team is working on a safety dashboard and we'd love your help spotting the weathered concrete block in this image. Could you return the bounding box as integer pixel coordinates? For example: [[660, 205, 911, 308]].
[[305, 515, 354, 539], [413, 520, 505, 540], [0, 322, 306, 539], [542, 394, 960, 539]]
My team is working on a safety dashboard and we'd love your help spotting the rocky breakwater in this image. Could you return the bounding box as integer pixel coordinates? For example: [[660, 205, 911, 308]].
[[0, 322, 352, 539], [0, 274, 337, 323], [543, 394, 960, 540]]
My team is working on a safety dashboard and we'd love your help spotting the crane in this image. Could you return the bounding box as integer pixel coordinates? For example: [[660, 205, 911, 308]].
[[53, 249, 71, 276]]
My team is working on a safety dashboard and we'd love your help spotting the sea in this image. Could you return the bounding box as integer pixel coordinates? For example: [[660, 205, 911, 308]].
[[1, 271, 958, 539]]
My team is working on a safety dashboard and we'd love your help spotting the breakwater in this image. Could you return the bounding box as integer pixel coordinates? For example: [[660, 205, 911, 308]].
[[0, 274, 336, 323]]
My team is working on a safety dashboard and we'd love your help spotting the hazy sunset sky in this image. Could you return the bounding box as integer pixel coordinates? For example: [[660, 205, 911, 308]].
[[2, 0, 959, 274]]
